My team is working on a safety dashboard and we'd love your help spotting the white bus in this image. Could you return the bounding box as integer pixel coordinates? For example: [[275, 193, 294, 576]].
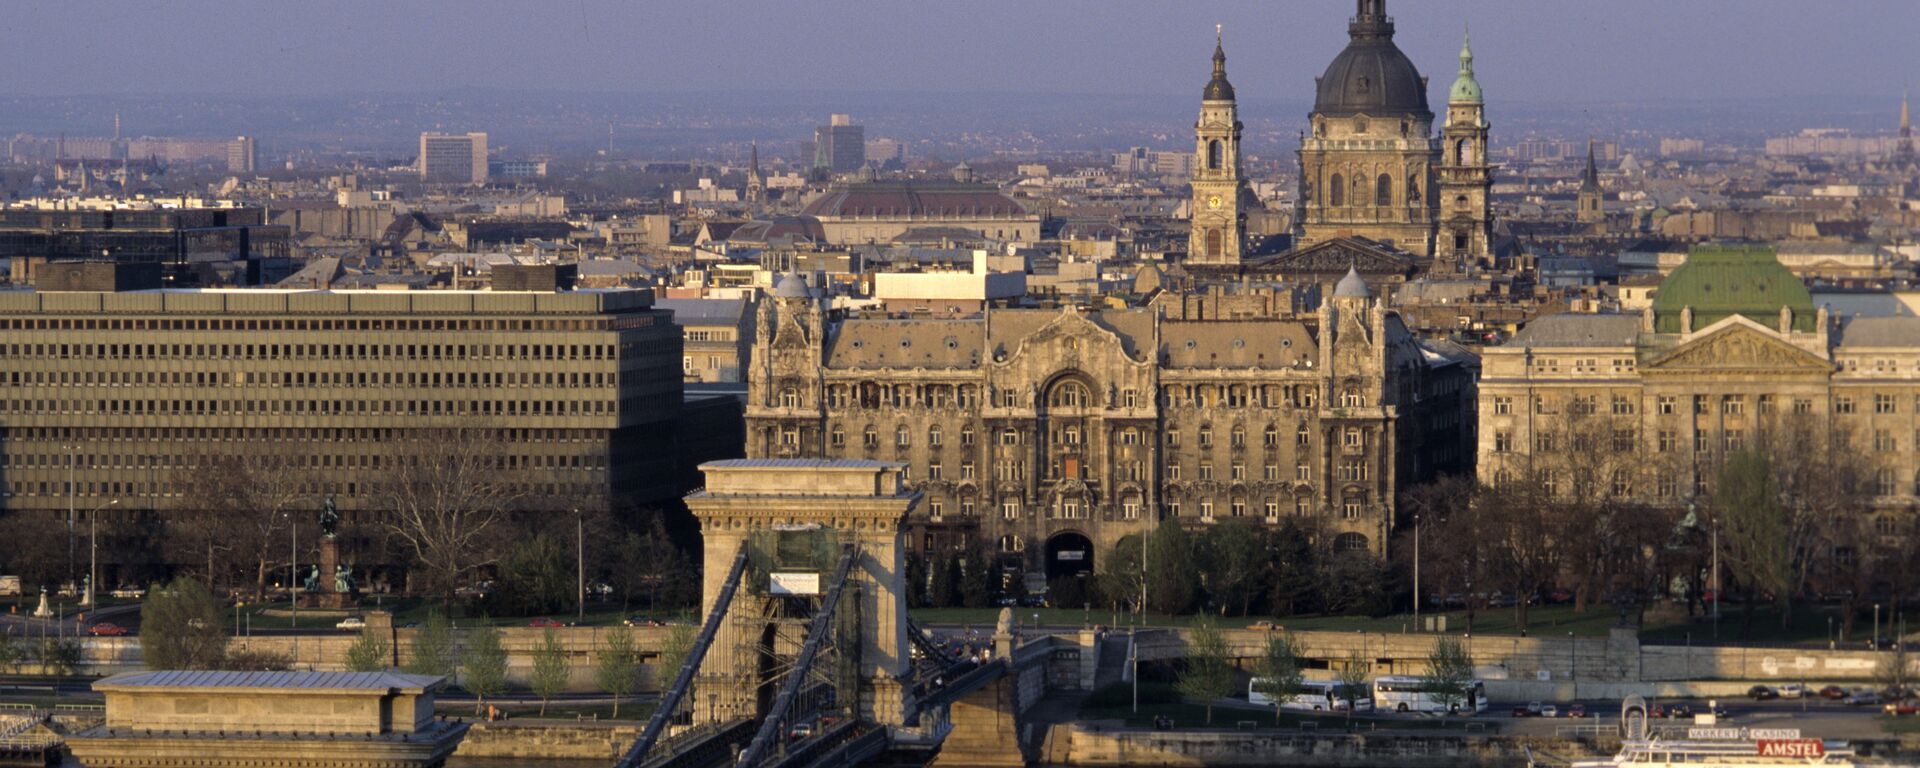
[[1371, 675, 1487, 714], [1249, 678, 1372, 712]]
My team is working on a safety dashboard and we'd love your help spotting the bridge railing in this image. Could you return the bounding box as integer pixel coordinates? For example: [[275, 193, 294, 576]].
[[734, 547, 860, 768], [618, 544, 751, 768]]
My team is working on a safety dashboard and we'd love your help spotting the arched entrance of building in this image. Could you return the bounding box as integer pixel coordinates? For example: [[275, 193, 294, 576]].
[[1044, 531, 1095, 581]]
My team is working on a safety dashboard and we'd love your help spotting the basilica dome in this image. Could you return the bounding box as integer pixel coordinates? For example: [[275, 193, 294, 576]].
[[1312, 1, 1431, 119]]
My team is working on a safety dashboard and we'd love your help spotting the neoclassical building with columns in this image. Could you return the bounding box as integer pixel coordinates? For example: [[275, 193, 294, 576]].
[[1479, 245, 1920, 534], [744, 272, 1476, 584]]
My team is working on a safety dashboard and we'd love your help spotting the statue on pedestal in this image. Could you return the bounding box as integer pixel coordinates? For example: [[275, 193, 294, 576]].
[[319, 495, 339, 539], [303, 566, 322, 593], [334, 564, 355, 594]]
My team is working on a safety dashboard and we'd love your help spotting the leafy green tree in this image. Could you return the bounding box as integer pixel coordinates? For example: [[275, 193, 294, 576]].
[[0, 632, 20, 673], [345, 627, 391, 672], [461, 624, 509, 715], [35, 637, 82, 676], [596, 626, 641, 718], [1879, 641, 1913, 697], [1201, 520, 1270, 616], [1336, 648, 1372, 726], [928, 554, 959, 608], [959, 547, 999, 609], [1145, 518, 1198, 615], [1265, 521, 1318, 616], [1423, 636, 1475, 713], [1319, 550, 1390, 617], [403, 611, 456, 677], [1251, 632, 1306, 723], [1175, 616, 1233, 724], [655, 624, 696, 689], [493, 534, 573, 617], [904, 553, 930, 608], [140, 576, 227, 669], [1097, 534, 1145, 613], [1714, 447, 1793, 628], [529, 629, 570, 716]]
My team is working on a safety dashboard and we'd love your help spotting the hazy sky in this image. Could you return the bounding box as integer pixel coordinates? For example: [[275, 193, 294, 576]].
[[5, 1, 1917, 105]]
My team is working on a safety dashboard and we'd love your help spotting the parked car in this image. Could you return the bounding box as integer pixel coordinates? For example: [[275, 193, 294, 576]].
[[1539, 704, 1559, 718], [1566, 703, 1587, 718], [336, 617, 366, 630], [528, 618, 565, 628], [1843, 690, 1883, 707], [1818, 685, 1848, 700], [1657, 703, 1694, 719], [1749, 685, 1780, 701], [1778, 684, 1808, 699], [87, 622, 128, 636], [1511, 705, 1533, 717]]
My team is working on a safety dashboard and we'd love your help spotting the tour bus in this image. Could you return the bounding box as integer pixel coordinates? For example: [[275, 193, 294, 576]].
[[1248, 678, 1373, 712], [1371, 675, 1488, 714]]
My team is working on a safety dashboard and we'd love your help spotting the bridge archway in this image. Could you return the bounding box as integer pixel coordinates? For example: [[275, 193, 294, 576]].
[[1043, 531, 1094, 581]]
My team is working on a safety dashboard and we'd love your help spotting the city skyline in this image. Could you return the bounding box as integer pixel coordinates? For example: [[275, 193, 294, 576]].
[[3, 1, 1917, 105]]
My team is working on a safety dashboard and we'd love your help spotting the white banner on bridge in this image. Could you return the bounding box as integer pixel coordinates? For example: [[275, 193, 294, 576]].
[[770, 572, 821, 596]]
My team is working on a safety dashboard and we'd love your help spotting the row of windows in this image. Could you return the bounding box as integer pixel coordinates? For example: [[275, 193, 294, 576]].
[[1498, 392, 1920, 417], [1488, 465, 1920, 502], [812, 383, 1331, 411], [3, 480, 604, 500], [3, 426, 607, 443], [0, 340, 652, 363], [0, 315, 653, 333], [2, 370, 620, 389], [0, 397, 620, 418], [2, 451, 607, 472]]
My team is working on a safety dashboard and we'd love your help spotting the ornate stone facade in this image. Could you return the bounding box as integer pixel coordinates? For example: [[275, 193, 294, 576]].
[[1295, 0, 1444, 257], [1436, 32, 1493, 272], [1187, 30, 1249, 266], [745, 277, 1478, 580], [1479, 246, 1920, 532]]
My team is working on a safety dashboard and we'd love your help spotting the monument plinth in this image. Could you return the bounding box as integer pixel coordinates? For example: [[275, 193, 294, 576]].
[[300, 496, 358, 610]]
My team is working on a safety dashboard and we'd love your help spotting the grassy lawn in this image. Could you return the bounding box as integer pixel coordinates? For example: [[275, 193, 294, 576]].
[[435, 699, 656, 723], [913, 602, 1869, 644], [1880, 715, 1920, 735], [234, 597, 698, 631], [913, 604, 1638, 637]]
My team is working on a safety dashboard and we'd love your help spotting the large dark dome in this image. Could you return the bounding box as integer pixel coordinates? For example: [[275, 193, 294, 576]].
[[1312, 2, 1430, 118]]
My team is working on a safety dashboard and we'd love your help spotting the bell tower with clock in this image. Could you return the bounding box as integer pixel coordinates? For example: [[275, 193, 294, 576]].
[[1187, 26, 1247, 266]]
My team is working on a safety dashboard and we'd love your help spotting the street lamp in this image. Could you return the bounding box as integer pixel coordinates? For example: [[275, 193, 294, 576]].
[[80, 499, 117, 608], [575, 509, 585, 624], [1569, 632, 1577, 701], [1413, 513, 1421, 629], [66, 445, 76, 591]]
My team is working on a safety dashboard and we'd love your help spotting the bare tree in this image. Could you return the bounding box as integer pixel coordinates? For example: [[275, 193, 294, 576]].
[[370, 428, 522, 602], [169, 449, 313, 598], [1478, 464, 1564, 633], [1398, 475, 1484, 629]]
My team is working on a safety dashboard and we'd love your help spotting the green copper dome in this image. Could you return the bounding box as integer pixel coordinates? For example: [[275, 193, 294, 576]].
[[1652, 245, 1814, 334], [1448, 31, 1482, 104]]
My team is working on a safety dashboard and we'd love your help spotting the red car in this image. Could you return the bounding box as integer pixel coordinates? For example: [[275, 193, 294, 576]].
[[88, 622, 129, 636], [528, 618, 565, 628]]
